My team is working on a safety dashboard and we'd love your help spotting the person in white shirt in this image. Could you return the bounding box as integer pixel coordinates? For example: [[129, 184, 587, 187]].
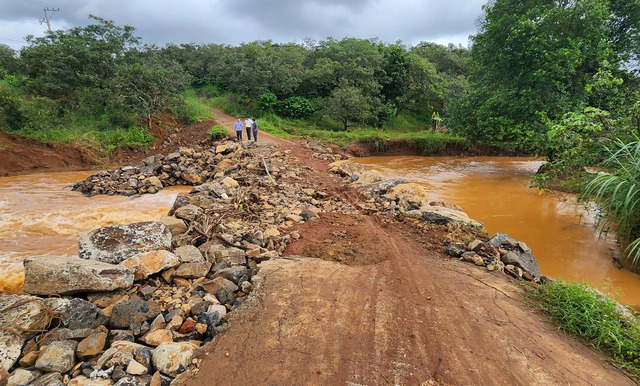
[[244, 117, 253, 141]]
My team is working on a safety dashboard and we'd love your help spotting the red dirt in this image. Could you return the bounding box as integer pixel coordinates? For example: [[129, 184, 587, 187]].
[[2, 110, 635, 385]]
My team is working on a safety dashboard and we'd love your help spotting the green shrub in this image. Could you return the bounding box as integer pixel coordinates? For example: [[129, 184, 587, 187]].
[[582, 139, 640, 266], [275, 96, 314, 119], [208, 123, 229, 140]]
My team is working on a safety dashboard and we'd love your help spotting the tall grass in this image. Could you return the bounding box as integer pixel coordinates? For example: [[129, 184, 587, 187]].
[[176, 89, 215, 124], [582, 139, 640, 265], [527, 281, 640, 377]]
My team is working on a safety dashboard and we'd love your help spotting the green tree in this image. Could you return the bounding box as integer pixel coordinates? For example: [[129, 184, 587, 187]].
[[20, 15, 140, 102], [454, 0, 640, 148], [111, 50, 190, 128], [0, 44, 19, 78], [319, 82, 375, 130]]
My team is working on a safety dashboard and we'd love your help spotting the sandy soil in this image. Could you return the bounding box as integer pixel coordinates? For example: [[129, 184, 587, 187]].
[[2, 109, 634, 385]]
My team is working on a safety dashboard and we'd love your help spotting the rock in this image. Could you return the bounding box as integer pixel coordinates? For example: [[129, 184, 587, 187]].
[[420, 206, 482, 227], [360, 178, 408, 197], [142, 330, 173, 347], [354, 170, 385, 185], [213, 266, 248, 285], [0, 295, 51, 370], [447, 243, 466, 257], [29, 372, 64, 386], [207, 245, 245, 266], [109, 300, 162, 330], [386, 183, 430, 206], [490, 233, 541, 278], [215, 287, 236, 305], [173, 246, 204, 263], [181, 168, 203, 185], [221, 177, 239, 188], [328, 160, 368, 177], [38, 328, 93, 346], [35, 340, 78, 373], [126, 359, 149, 375], [173, 261, 212, 279], [6, 368, 41, 386], [68, 375, 112, 386], [120, 251, 180, 280], [173, 205, 203, 222], [109, 330, 135, 344], [467, 239, 484, 251], [158, 216, 187, 236], [201, 277, 239, 295], [78, 222, 172, 264], [55, 298, 109, 330], [23, 256, 134, 295], [76, 326, 108, 359], [151, 342, 197, 377]]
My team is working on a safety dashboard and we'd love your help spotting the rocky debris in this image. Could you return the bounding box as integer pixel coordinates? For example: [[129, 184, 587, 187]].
[[488, 233, 541, 279], [121, 251, 181, 281], [22, 256, 134, 295], [78, 222, 172, 264], [446, 234, 542, 281]]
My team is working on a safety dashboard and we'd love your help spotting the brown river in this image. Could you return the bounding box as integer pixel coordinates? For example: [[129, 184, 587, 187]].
[[2, 157, 640, 306], [355, 156, 640, 307]]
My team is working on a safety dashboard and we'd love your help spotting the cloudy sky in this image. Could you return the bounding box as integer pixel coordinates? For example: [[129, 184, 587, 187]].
[[1, 0, 487, 51]]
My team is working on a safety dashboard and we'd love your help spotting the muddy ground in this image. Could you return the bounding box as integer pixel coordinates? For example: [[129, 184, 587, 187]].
[[1, 111, 635, 385]]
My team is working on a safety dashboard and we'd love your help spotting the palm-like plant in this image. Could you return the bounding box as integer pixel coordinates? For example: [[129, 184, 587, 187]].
[[582, 138, 640, 265]]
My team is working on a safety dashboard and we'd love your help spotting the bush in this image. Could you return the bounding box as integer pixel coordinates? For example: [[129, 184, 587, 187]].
[[275, 96, 314, 119], [208, 123, 229, 140]]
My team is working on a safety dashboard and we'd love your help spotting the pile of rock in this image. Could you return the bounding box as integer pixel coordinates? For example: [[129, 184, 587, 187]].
[[329, 160, 482, 227], [72, 143, 248, 196], [1, 140, 360, 385], [447, 233, 542, 282]]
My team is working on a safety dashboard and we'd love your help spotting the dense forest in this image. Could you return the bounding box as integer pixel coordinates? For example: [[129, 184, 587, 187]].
[[2, 2, 640, 261]]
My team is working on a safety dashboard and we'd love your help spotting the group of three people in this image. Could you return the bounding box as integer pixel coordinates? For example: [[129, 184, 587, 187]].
[[235, 117, 259, 142]]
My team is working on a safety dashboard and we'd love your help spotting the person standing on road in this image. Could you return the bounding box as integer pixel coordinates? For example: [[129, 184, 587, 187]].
[[251, 118, 259, 142], [244, 116, 253, 141], [235, 118, 243, 141]]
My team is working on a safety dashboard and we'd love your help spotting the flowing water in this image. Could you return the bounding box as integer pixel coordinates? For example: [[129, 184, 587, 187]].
[[0, 171, 189, 294], [355, 156, 640, 306]]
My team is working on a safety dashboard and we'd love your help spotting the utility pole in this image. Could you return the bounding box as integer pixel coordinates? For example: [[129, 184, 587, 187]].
[[41, 7, 59, 33]]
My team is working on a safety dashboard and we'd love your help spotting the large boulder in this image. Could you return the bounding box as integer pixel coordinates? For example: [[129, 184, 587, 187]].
[[420, 206, 482, 227], [23, 256, 134, 295], [328, 160, 368, 177], [78, 221, 172, 264], [489, 233, 541, 278]]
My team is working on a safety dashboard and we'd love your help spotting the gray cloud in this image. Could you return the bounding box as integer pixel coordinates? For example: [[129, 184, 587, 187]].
[[0, 0, 486, 51]]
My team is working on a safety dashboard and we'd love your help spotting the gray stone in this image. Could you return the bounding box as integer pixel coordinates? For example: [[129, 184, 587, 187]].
[[56, 298, 108, 330], [78, 221, 172, 264], [7, 368, 41, 386], [23, 256, 134, 295], [151, 342, 197, 377], [110, 300, 162, 330], [29, 372, 63, 386], [173, 245, 204, 263], [173, 205, 203, 222], [447, 243, 465, 257], [173, 261, 212, 279], [35, 340, 78, 373], [490, 233, 541, 278], [421, 206, 482, 227]]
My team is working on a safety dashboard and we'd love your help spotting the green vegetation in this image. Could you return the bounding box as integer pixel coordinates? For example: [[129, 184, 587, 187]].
[[527, 281, 640, 377], [207, 124, 229, 140], [582, 140, 640, 265]]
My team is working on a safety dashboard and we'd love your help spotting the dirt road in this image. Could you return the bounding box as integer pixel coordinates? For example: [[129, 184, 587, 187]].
[[178, 110, 634, 385]]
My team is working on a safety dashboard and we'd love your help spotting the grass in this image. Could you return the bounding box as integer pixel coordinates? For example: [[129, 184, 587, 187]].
[[177, 89, 215, 124], [208, 123, 230, 140], [526, 280, 640, 377]]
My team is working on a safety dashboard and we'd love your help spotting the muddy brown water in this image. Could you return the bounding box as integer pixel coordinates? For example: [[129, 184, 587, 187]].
[[0, 171, 190, 294], [355, 156, 640, 307], [2, 158, 640, 306]]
